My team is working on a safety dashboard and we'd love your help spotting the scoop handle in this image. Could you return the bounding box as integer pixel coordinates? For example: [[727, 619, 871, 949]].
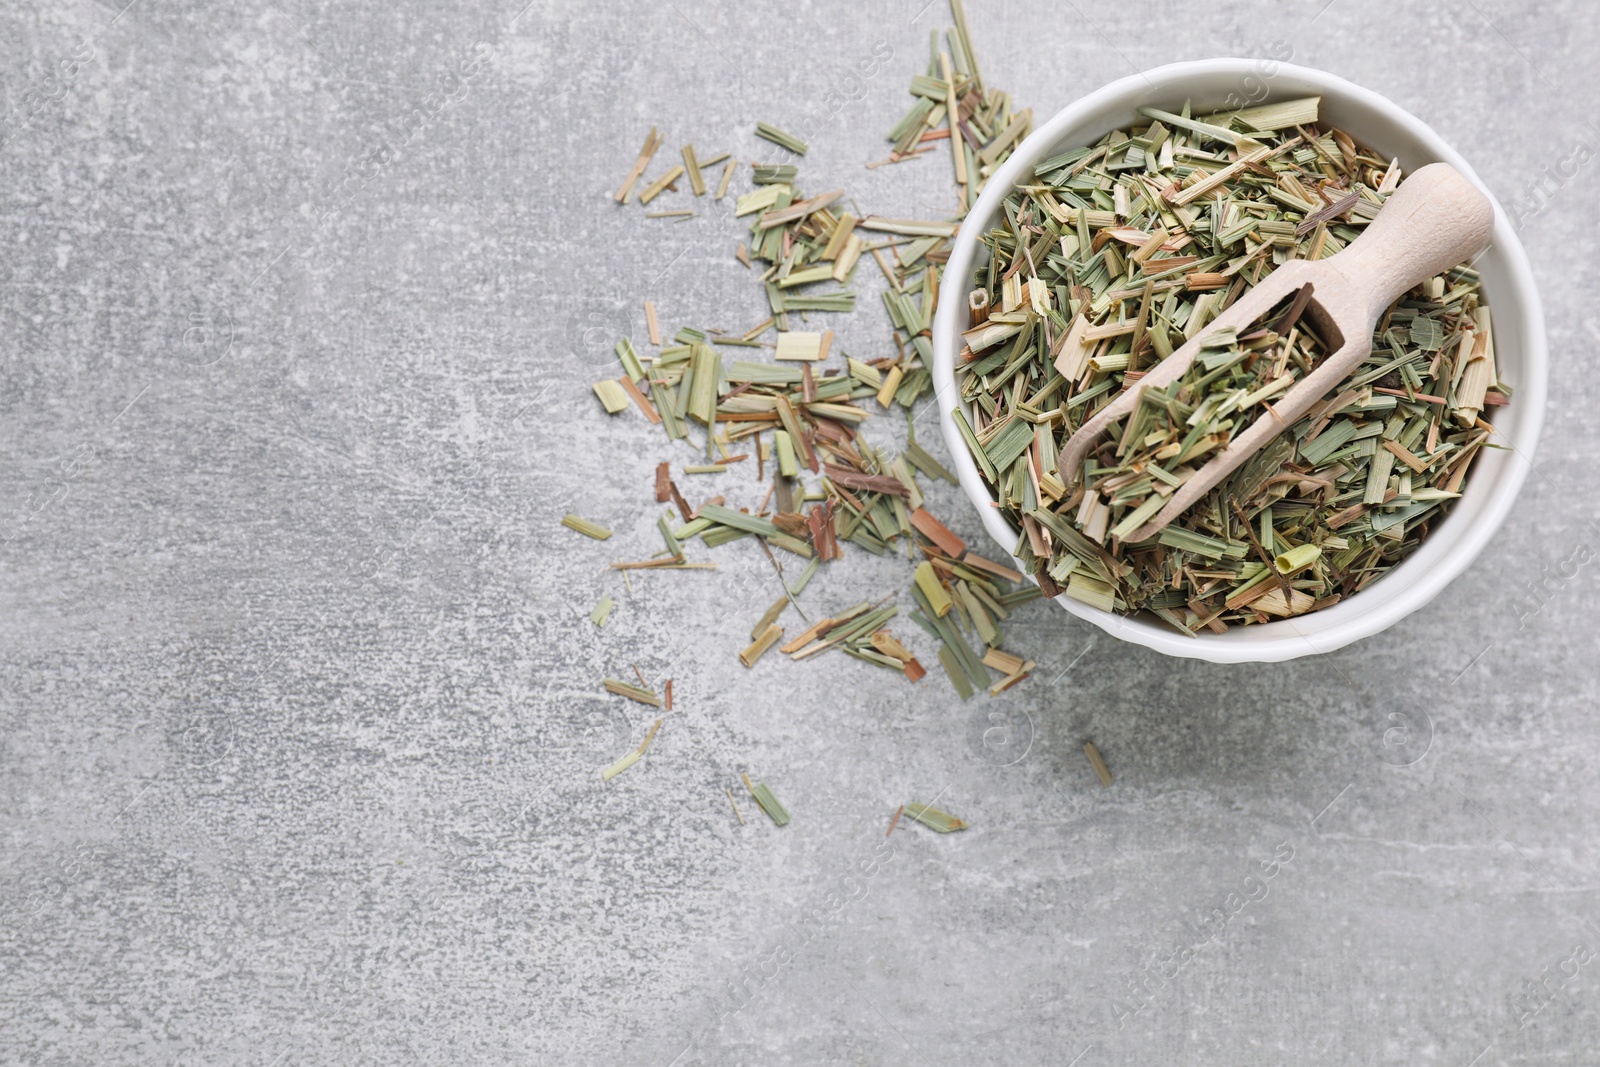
[[1330, 162, 1494, 320]]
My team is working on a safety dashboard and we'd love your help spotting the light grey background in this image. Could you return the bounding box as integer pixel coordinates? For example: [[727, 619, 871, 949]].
[[2, 0, 1597, 1064]]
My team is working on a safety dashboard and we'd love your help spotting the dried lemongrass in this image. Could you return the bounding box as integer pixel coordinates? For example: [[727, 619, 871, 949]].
[[562, 514, 612, 540], [743, 773, 790, 826], [955, 110, 1505, 631], [592, 2, 1050, 704], [681, 143, 706, 196], [755, 122, 808, 155], [774, 331, 825, 361], [740, 623, 785, 668], [603, 678, 661, 707], [592, 379, 629, 414], [1083, 741, 1113, 787], [638, 164, 684, 205], [644, 300, 661, 345], [601, 718, 663, 781], [905, 802, 968, 832], [614, 126, 663, 203], [751, 596, 788, 639]]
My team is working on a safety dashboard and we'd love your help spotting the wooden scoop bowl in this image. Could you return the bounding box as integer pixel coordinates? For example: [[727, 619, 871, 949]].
[[1057, 162, 1495, 543]]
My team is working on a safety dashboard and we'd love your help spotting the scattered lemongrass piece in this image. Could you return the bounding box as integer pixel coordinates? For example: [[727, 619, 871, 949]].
[[681, 143, 706, 196], [1083, 741, 1112, 787], [562, 514, 612, 540], [905, 802, 967, 832], [740, 623, 785, 668], [592, 379, 629, 413], [752, 596, 788, 640], [909, 507, 966, 557], [601, 717, 663, 781], [914, 561, 952, 617], [603, 678, 661, 707], [638, 164, 685, 205], [743, 773, 790, 826], [755, 122, 807, 155], [775, 331, 824, 361], [640, 299, 659, 343], [614, 126, 662, 203]]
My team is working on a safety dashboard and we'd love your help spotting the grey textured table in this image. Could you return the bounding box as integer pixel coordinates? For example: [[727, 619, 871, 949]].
[[2, 1, 1597, 1064]]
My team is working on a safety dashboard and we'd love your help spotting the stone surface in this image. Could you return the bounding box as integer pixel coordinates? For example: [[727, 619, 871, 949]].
[[2, 1, 1598, 1064]]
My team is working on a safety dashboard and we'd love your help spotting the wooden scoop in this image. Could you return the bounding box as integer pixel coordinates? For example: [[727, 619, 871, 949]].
[[1057, 162, 1494, 543]]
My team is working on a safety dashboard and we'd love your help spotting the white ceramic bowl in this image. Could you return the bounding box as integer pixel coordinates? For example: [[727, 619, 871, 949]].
[[932, 59, 1547, 663]]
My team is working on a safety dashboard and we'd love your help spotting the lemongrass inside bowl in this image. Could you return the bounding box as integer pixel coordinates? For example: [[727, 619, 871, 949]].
[[930, 59, 1546, 663]]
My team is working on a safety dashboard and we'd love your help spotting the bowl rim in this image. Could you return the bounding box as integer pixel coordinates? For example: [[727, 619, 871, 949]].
[[931, 57, 1548, 663]]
